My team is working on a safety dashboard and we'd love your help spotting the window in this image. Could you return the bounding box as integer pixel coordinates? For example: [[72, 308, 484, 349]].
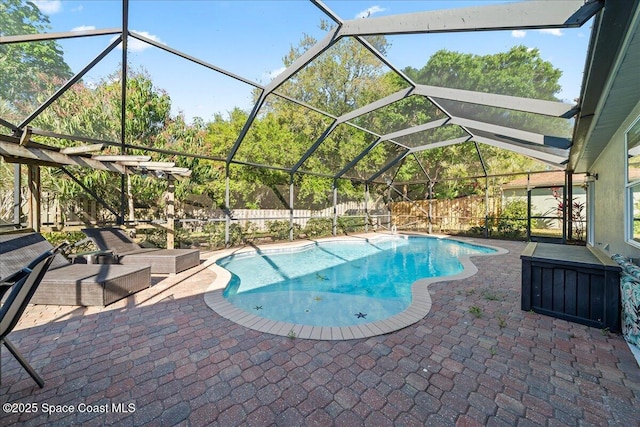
[[625, 116, 640, 246]]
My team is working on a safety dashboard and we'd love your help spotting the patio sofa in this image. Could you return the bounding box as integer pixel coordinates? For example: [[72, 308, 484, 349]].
[[0, 232, 151, 306], [82, 228, 200, 274], [612, 254, 640, 348]]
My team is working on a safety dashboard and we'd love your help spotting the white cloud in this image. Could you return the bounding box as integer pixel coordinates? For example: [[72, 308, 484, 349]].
[[511, 30, 526, 39], [355, 5, 386, 19], [265, 67, 286, 81], [539, 28, 563, 37], [32, 0, 62, 15], [71, 25, 96, 32], [112, 31, 163, 53]]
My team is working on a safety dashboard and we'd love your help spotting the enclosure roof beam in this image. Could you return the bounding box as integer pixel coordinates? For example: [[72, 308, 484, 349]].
[[60, 166, 120, 218], [264, 30, 340, 96], [19, 37, 122, 129], [336, 88, 414, 125], [413, 85, 577, 118], [449, 116, 572, 149], [408, 136, 472, 153], [334, 137, 383, 179], [337, 1, 602, 37], [337, 117, 449, 180], [471, 134, 566, 168], [291, 120, 339, 173], [0, 118, 18, 134], [130, 32, 262, 89], [368, 151, 408, 183], [311, 0, 343, 26], [469, 128, 569, 158], [0, 28, 122, 45], [379, 118, 450, 146], [354, 36, 416, 89]]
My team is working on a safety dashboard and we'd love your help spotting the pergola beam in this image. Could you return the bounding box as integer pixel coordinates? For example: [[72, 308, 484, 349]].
[[59, 144, 105, 155], [337, 1, 601, 37], [0, 139, 126, 173]]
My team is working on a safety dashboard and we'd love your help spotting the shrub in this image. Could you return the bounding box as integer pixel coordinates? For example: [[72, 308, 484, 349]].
[[337, 216, 365, 234], [497, 200, 527, 238], [267, 220, 301, 241], [43, 231, 91, 254], [304, 217, 333, 238], [203, 222, 245, 248]]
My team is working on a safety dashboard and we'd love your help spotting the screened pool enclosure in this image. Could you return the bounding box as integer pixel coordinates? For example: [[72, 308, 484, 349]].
[[0, 0, 605, 247]]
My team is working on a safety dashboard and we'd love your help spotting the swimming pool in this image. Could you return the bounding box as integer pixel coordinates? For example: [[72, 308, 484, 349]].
[[213, 235, 498, 332]]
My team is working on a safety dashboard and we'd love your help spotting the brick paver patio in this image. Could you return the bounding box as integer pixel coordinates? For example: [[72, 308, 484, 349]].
[[1, 238, 639, 426]]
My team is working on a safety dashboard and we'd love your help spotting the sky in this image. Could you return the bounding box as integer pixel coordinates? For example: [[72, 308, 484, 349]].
[[29, 0, 593, 124]]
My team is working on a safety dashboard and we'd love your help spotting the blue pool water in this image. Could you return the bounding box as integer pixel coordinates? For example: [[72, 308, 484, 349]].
[[219, 236, 495, 326]]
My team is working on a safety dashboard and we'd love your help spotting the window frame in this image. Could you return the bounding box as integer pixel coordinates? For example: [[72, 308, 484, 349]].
[[625, 115, 640, 249]]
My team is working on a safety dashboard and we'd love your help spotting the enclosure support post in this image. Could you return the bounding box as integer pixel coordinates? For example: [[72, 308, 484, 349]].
[[225, 169, 231, 247], [289, 176, 294, 241], [566, 170, 573, 242], [166, 174, 175, 249], [567, 171, 573, 241], [428, 180, 433, 234], [388, 185, 393, 231], [364, 182, 370, 232], [484, 176, 489, 238], [13, 164, 21, 226], [332, 181, 338, 236], [27, 165, 41, 232], [526, 178, 532, 241], [127, 172, 135, 225], [118, 2, 129, 227]]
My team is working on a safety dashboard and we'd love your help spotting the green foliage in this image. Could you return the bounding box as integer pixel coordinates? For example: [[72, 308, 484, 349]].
[[267, 220, 301, 241], [42, 231, 90, 255], [137, 227, 194, 249], [304, 217, 333, 238], [497, 200, 528, 237], [0, 0, 73, 114], [399, 46, 568, 194], [337, 216, 365, 234], [469, 306, 483, 318], [202, 222, 247, 248]]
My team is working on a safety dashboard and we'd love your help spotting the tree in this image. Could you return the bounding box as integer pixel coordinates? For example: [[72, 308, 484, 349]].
[[30, 69, 175, 222], [0, 0, 73, 119], [394, 46, 569, 198], [245, 22, 397, 202]]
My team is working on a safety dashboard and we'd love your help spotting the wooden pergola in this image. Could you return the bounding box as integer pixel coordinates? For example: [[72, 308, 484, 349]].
[[0, 129, 191, 249]]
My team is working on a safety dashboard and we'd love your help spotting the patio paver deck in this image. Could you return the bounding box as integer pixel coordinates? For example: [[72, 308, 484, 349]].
[[1, 238, 639, 426]]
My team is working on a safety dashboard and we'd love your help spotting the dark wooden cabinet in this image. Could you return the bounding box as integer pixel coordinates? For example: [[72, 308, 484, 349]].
[[521, 243, 621, 332]]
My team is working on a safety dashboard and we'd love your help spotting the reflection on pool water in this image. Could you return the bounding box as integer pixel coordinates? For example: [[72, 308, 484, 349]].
[[218, 235, 495, 326]]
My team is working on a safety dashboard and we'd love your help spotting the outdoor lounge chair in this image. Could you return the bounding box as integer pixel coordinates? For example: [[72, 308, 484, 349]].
[[0, 232, 151, 306], [82, 227, 200, 274], [1, 242, 66, 387]]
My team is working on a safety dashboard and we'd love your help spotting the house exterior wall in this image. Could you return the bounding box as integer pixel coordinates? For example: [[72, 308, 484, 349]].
[[591, 99, 640, 258]]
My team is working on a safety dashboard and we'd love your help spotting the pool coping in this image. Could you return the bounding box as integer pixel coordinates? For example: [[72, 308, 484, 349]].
[[203, 232, 508, 340]]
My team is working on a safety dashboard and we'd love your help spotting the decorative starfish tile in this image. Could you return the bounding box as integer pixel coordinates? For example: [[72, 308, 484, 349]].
[[254, 306, 263, 310], [355, 312, 367, 319]]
